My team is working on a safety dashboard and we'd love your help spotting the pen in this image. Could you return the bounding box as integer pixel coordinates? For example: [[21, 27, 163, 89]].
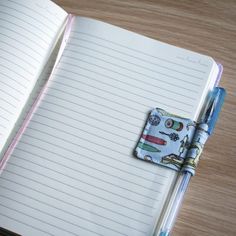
[[158, 87, 226, 236]]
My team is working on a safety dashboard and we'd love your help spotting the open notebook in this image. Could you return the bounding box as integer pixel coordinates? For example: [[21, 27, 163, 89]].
[[0, 0, 220, 235]]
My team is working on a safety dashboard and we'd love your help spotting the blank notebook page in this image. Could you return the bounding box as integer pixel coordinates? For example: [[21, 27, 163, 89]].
[[0, 0, 67, 154], [0, 17, 218, 236]]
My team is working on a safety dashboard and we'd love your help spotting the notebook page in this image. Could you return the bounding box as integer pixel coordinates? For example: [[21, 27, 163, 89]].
[[0, 0, 67, 155], [0, 17, 218, 236]]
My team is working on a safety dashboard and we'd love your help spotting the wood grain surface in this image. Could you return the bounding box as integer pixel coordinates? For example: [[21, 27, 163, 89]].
[[53, 1, 236, 235]]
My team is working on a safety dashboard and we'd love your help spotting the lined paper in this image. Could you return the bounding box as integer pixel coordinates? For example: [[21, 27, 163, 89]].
[[0, 0, 67, 154], [0, 17, 218, 236]]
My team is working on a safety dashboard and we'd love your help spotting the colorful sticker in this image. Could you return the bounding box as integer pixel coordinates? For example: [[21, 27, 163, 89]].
[[134, 108, 196, 171]]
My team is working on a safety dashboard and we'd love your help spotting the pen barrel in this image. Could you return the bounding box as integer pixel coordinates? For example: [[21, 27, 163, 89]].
[[207, 88, 226, 135], [157, 88, 225, 235], [158, 172, 192, 236]]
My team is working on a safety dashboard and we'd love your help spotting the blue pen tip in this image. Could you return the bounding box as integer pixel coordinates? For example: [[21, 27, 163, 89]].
[[159, 231, 169, 236]]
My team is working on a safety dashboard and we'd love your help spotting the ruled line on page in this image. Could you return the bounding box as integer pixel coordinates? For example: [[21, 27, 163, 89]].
[[0, 114, 9, 122], [0, 106, 14, 115], [0, 56, 34, 76], [0, 212, 54, 236], [42, 93, 142, 128], [64, 44, 203, 83], [0, 11, 51, 41], [48, 73, 192, 114], [34, 3, 66, 22], [13, 147, 163, 191], [0, 71, 28, 89], [0, 97, 17, 109], [35, 106, 138, 140], [50, 70, 149, 112], [62, 53, 200, 92], [19, 131, 164, 178], [46, 83, 146, 120], [0, 17, 48, 47], [0, 194, 141, 236], [0, 42, 39, 69], [19, 123, 157, 194], [0, 62, 34, 82], [37, 102, 138, 136], [23, 113, 151, 170], [0, 192, 147, 235], [36, 107, 136, 142], [0, 184, 150, 229], [22, 128, 158, 183], [63, 49, 201, 88], [7, 0, 60, 28], [0, 81, 24, 96], [0, 31, 44, 57], [52, 71, 194, 106], [47, 84, 147, 118], [57, 65, 195, 101], [39, 99, 137, 135], [3, 168, 154, 219], [70, 31, 208, 72], [50, 76, 145, 113], [24, 119, 130, 158], [0, 88, 20, 102], [57, 64, 196, 109], [43, 87, 190, 126], [0, 3, 55, 34], [29, 118, 132, 149], [66, 38, 205, 79], [0, 203, 83, 236], [0, 40, 40, 64], [16, 140, 164, 184], [0, 176, 150, 225], [10, 148, 161, 203], [0, 124, 6, 129], [7, 156, 157, 214]]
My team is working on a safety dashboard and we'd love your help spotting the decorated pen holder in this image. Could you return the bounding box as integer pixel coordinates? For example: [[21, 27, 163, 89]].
[[135, 87, 226, 175], [135, 108, 197, 174]]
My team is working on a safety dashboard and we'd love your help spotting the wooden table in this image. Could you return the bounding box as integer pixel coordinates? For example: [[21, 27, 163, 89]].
[[53, 1, 236, 235]]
